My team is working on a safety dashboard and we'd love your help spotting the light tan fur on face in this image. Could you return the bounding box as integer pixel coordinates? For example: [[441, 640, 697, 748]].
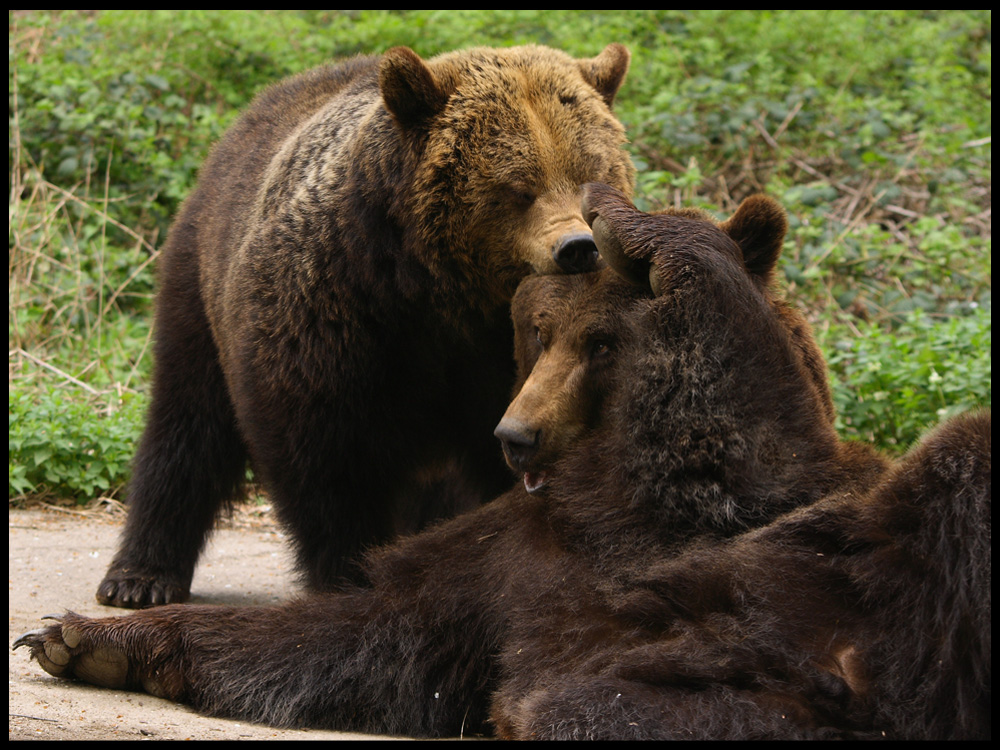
[[500, 328, 594, 472], [516, 189, 597, 274], [495, 273, 642, 493], [405, 45, 635, 306]]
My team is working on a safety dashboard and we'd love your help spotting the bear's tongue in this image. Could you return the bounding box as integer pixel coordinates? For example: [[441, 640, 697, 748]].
[[523, 471, 548, 495]]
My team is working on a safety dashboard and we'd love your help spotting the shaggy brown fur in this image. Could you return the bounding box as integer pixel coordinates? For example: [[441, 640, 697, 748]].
[[17, 187, 989, 740], [95, 45, 636, 608]]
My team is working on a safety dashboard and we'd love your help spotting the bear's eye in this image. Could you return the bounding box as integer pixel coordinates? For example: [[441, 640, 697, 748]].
[[504, 184, 537, 210], [533, 325, 546, 349], [590, 339, 613, 361]]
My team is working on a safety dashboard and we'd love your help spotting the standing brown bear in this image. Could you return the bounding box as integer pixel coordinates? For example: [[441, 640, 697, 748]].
[[96, 44, 636, 608], [15, 187, 989, 739]]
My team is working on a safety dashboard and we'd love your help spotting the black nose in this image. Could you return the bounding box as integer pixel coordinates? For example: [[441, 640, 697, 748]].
[[553, 232, 599, 273], [494, 418, 540, 472]]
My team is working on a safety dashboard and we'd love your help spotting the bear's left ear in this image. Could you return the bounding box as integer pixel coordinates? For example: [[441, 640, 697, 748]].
[[719, 194, 788, 285], [583, 182, 655, 290], [380, 47, 450, 129], [578, 44, 630, 108]]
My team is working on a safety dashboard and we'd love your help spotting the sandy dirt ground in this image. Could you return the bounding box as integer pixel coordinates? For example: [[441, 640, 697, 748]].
[[8, 504, 420, 741]]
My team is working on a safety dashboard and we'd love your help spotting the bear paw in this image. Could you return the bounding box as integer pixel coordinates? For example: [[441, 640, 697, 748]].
[[96, 568, 190, 609], [13, 613, 183, 699], [13, 614, 130, 689]]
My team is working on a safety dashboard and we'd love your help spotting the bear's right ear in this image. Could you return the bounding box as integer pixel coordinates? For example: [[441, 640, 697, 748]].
[[379, 47, 449, 129], [578, 44, 630, 108]]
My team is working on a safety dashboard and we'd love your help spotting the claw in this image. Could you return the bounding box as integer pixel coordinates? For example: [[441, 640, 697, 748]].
[[12, 627, 46, 651]]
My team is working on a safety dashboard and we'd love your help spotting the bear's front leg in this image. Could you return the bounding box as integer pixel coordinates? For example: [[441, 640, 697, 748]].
[[14, 587, 501, 735], [13, 608, 188, 700]]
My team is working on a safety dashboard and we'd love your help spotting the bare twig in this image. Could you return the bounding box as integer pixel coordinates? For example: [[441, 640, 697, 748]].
[[752, 118, 779, 150], [37, 179, 158, 256], [102, 241, 162, 318], [772, 99, 804, 142], [962, 136, 991, 149], [10, 347, 101, 395]]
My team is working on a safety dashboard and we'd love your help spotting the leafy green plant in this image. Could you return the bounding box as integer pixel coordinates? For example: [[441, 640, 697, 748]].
[[824, 306, 991, 451], [8, 10, 991, 504], [9, 388, 146, 501]]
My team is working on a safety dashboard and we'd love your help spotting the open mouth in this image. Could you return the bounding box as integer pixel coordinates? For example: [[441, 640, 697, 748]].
[[522, 471, 549, 495]]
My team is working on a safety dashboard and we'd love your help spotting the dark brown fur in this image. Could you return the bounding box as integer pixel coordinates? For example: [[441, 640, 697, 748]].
[[96, 45, 636, 608], [17, 188, 989, 739]]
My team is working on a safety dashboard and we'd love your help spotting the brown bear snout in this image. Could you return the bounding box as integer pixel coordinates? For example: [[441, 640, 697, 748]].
[[494, 418, 540, 473], [552, 232, 600, 273]]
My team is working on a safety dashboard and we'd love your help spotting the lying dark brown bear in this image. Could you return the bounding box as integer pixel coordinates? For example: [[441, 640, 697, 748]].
[[14, 185, 990, 740]]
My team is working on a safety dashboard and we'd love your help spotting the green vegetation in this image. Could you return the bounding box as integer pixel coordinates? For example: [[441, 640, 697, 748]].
[[9, 10, 991, 502]]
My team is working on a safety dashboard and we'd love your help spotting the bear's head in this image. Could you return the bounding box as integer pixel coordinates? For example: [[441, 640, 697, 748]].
[[498, 185, 844, 537], [495, 271, 647, 495], [378, 45, 636, 304]]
